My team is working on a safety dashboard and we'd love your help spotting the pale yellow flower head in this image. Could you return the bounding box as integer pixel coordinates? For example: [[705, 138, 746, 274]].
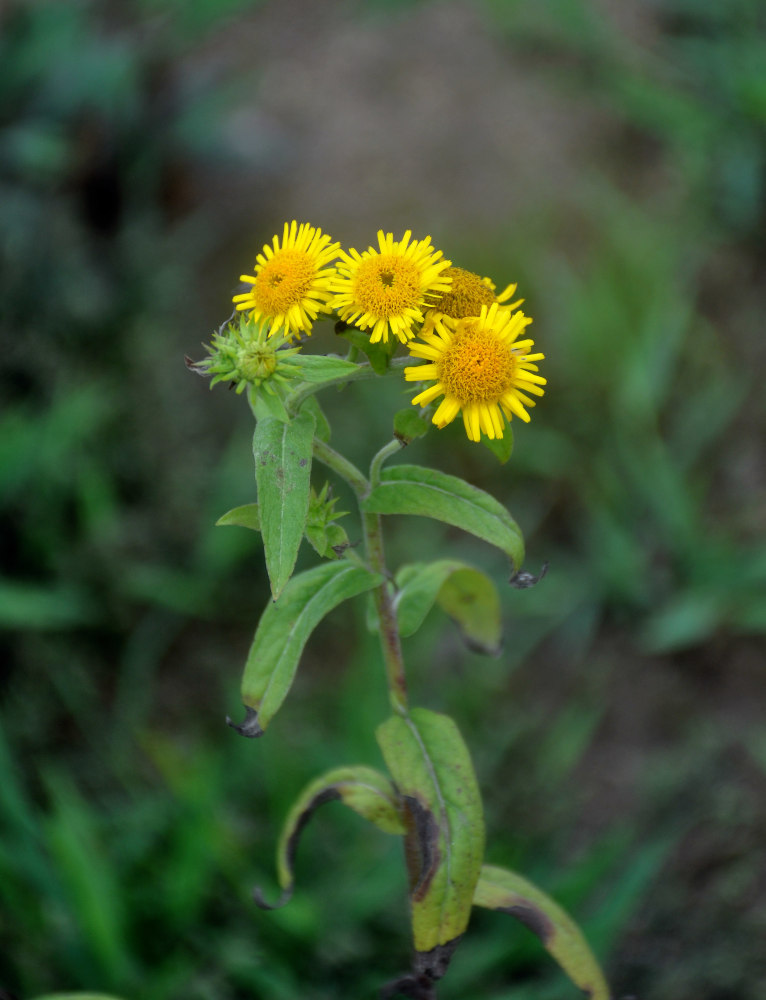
[[233, 221, 340, 339], [331, 230, 452, 345], [405, 302, 546, 442]]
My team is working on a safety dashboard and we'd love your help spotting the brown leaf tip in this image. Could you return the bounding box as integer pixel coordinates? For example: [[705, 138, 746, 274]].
[[226, 706, 264, 738], [253, 883, 294, 911], [508, 561, 549, 589]]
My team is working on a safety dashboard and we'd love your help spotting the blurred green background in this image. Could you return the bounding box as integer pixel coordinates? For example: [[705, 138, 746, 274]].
[[2, 1, 766, 998]]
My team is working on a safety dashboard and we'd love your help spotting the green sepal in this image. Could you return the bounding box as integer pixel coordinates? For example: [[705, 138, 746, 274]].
[[376, 708, 484, 969], [394, 560, 502, 655], [230, 561, 382, 737], [482, 425, 514, 464], [336, 325, 395, 374], [362, 464, 525, 570], [473, 865, 610, 1000], [290, 354, 361, 383], [216, 503, 260, 531], [393, 407, 430, 444], [254, 766, 406, 909], [253, 411, 315, 599]]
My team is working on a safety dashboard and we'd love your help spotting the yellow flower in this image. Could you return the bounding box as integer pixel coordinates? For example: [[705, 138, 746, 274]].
[[331, 230, 452, 345], [405, 302, 546, 442], [233, 221, 340, 339], [421, 266, 524, 338]]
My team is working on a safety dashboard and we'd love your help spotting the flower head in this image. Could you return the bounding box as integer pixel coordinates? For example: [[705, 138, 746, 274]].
[[191, 315, 302, 394], [404, 302, 546, 442], [331, 230, 452, 345], [233, 221, 340, 339], [421, 267, 524, 338]]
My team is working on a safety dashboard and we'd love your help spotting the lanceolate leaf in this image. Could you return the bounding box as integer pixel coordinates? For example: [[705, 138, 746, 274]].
[[290, 354, 361, 383], [231, 561, 382, 737], [473, 865, 610, 1000], [376, 709, 484, 982], [255, 766, 406, 909], [300, 394, 331, 442], [253, 411, 315, 599], [394, 560, 502, 654], [216, 503, 260, 531], [437, 566, 502, 655], [362, 465, 525, 570]]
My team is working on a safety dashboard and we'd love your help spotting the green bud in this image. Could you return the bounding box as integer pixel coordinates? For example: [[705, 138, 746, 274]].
[[190, 315, 302, 395]]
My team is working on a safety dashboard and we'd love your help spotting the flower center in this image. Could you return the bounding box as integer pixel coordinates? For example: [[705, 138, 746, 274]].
[[438, 321, 518, 402], [353, 255, 422, 318], [253, 249, 315, 315], [238, 344, 279, 382], [433, 267, 495, 319]]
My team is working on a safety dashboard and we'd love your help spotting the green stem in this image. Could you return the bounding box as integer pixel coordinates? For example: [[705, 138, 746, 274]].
[[312, 437, 408, 716], [363, 510, 408, 715], [370, 438, 405, 489], [312, 438, 369, 499]]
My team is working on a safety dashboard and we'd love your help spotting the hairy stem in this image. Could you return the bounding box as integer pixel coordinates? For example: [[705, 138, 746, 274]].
[[370, 438, 405, 489], [287, 356, 409, 416], [363, 509, 408, 715], [312, 437, 408, 716]]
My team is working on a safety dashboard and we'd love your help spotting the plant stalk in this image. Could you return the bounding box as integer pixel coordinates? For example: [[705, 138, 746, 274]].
[[312, 437, 408, 716]]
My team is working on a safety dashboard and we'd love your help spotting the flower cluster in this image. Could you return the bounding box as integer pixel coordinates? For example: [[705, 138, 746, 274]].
[[198, 220, 546, 443]]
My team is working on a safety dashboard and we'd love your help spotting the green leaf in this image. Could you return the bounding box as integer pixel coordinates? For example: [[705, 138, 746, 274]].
[[252, 386, 290, 422], [473, 864, 610, 1000], [482, 425, 514, 464], [32, 995, 128, 1000], [393, 407, 431, 444], [437, 566, 502, 655], [362, 465, 525, 570], [216, 503, 260, 531], [300, 394, 331, 442], [231, 561, 382, 737], [394, 560, 502, 654], [376, 708, 484, 975], [290, 354, 361, 383], [255, 766, 406, 909], [253, 411, 315, 599], [336, 325, 394, 374]]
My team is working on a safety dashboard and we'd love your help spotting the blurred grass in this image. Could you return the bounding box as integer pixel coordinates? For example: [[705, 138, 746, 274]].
[[2, 0, 766, 998]]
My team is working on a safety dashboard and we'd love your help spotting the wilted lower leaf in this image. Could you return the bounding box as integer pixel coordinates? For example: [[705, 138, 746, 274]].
[[362, 465, 524, 570], [231, 561, 382, 736], [376, 708, 484, 980], [473, 864, 610, 1000], [253, 411, 315, 599], [255, 765, 406, 909]]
